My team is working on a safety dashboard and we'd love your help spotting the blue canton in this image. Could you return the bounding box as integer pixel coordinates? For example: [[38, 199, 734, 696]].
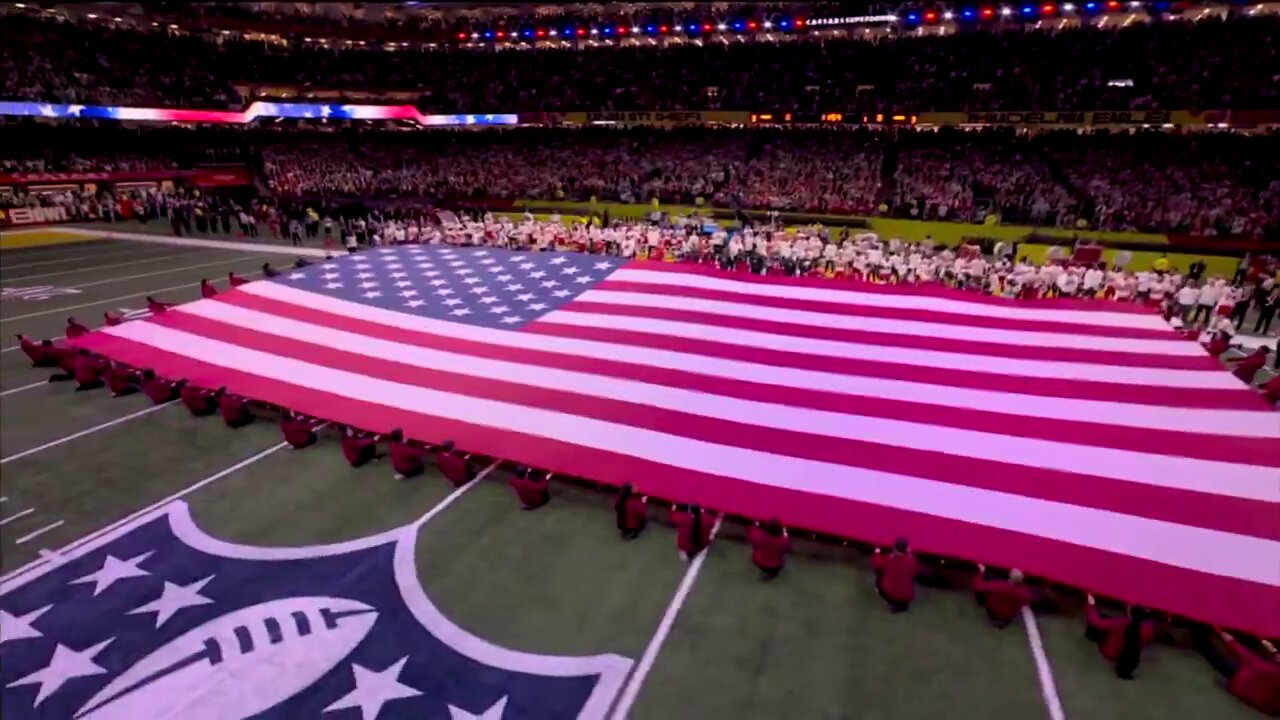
[[277, 246, 626, 330]]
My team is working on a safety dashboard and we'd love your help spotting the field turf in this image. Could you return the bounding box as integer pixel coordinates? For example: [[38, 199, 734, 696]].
[[0, 229, 1266, 719]]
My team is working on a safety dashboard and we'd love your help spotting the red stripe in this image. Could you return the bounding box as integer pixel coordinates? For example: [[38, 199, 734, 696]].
[[628, 261, 1165, 315], [596, 279, 1179, 339], [64, 330, 1280, 639], [525, 321, 1261, 410], [217, 292, 1280, 468], [561, 301, 1215, 370], [129, 309, 1280, 540]]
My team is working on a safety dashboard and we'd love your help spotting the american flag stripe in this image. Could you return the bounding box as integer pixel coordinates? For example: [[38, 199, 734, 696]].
[[72, 247, 1280, 637]]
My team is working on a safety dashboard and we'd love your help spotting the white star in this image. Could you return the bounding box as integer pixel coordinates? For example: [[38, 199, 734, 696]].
[[399, 290, 419, 297], [449, 261, 466, 267], [356, 272, 375, 279], [574, 276, 595, 284], [422, 270, 441, 277], [389, 271, 408, 278], [359, 281, 380, 289], [394, 281, 413, 288], [363, 291, 383, 299], [405, 300, 427, 308], [456, 269, 475, 275], [323, 272, 341, 280], [528, 271, 547, 279], [385, 263, 403, 270], [478, 258, 495, 265], [468, 287, 490, 295], [505, 284, 524, 291], [429, 279, 448, 286], [462, 277, 481, 285], [560, 267, 580, 275], [379, 248, 397, 254], [323, 263, 339, 269], [450, 309, 473, 316], [436, 289, 454, 296], [500, 316, 524, 324], [288, 272, 306, 280], [354, 264, 373, 270], [0, 605, 53, 645], [526, 303, 549, 311], [449, 696, 509, 720], [515, 293, 536, 302], [496, 274, 514, 282], [478, 296, 499, 304], [549, 257, 569, 265], [540, 280, 560, 288], [324, 282, 344, 289], [594, 261, 614, 270], [7, 638, 114, 706], [417, 263, 436, 269], [552, 290, 572, 298], [443, 298, 463, 306], [519, 263, 535, 270], [71, 552, 153, 596], [488, 306, 511, 314], [128, 575, 215, 628]]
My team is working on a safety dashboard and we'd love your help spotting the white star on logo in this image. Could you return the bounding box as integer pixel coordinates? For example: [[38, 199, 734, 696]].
[[478, 296, 499, 304], [500, 316, 524, 324], [519, 263, 536, 270], [478, 258, 495, 265], [399, 290, 419, 297], [552, 290, 572, 298], [462, 277, 481, 285], [449, 696, 509, 720], [450, 309, 472, 316], [354, 264, 373, 271], [405, 299, 427, 308], [323, 657, 422, 720], [526, 303, 549, 311], [389, 271, 408, 278], [323, 263, 339, 269], [7, 638, 114, 706], [436, 289, 455, 296], [488, 306, 511, 314], [288, 272, 306, 280], [468, 287, 490, 295], [394, 281, 413, 288], [429, 279, 448, 286], [421, 271, 441, 278], [449, 261, 466, 267], [540, 280, 560, 288], [456, 269, 475, 275], [323, 272, 341, 280], [363, 291, 383, 299], [515, 293, 535, 302], [324, 282, 344, 289], [574, 276, 595, 284], [443, 298, 463, 306], [359, 281, 380, 289], [385, 263, 403, 270], [528, 271, 547, 279], [560, 267, 580, 275], [594, 261, 614, 270], [356, 272, 375, 279], [473, 250, 489, 256], [505, 284, 524, 291], [127, 575, 215, 628], [0, 604, 53, 645], [496, 274, 514, 282], [71, 552, 153, 596], [417, 263, 436, 269], [549, 257, 569, 265]]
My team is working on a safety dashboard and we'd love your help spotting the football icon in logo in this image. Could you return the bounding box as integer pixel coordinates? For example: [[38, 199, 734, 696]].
[[76, 596, 377, 720]]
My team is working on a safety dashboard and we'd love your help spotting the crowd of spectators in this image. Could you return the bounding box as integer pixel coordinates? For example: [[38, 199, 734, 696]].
[[2, 12, 1277, 112]]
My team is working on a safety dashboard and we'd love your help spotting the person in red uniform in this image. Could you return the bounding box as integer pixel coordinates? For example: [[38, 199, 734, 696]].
[[341, 426, 379, 467], [509, 466, 551, 510], [1229, 347, 1271, 384], [141, 369, 182, 404], [748, 519, 790, 580], [17, 334, 56, 367], [104, 362, 139, 397], [1198, 631, 1280, 716], [1085, 595, 1161, 680], [229, 271, 250, 288], [103, 311, 124, 327], [672, 504, 714, 561], [200, 278, 218, 299], [146, 296, 175, 314], [180, 384, 217, 416], [280, 411, 322, 449], [1205, 330, 1233, 358], [71, 349, 106, 391], [615, 483, 647, 540], [434, 440, 475, 487], [262, 262, 281, 279], [217, 387, 254, 428], [387, 428, 428, 479], [65, 317, 91, 338], [973, 565, 1034, 629], [873, 538, 922, 613], [1262, 375, 1280, 405]]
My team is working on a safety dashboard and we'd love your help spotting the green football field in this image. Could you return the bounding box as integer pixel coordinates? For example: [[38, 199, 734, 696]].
[[0, 230, 1265, 719]]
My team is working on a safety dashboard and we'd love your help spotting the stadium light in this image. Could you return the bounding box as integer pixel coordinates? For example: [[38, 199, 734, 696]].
[[906, 13, 919, 22], [631, 26, 641, 33], [763, 20, 773, 29], [944, 11, 955, 19], [717, 22, 728, 31], [483, 30, 493, 39], [590, 27, 599, 34], [1063, 2, 1076, 10], [617, 26, 628, 34], [1022, 6, 1035, 14], [981, 6, 996, 17], [576, 27, 587, 36], [1000, 7, 1014, 15], [659, 25, 670, 33], [795, 18, 805, 27], [457, 32, 467, 40], [602, 26, 612, 34], [548, 29, 558, 36], [537, 29, 547, 37], [779, 19, 791, 28], [747, 20, 758, 29], [924, 11, 938, 21], [702, 23, 713, 31], [1042, 3, 1056, 13], [495, 30, 505, 38], [732, 21, 745, 30]]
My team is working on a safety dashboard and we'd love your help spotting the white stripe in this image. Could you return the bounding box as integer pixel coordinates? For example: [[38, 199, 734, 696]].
[[1, 251, 203, 281], [0, 402, 174, 465], [0, 508, 35, 526], [3, 270, 262, 321], [57, 255, 258, 291], [93, 323, 1280, 586], [0, 247, 176, 271], [15, 520, 64, 545], [581, 289, 1199, 356], [0, 381, 48, 397], [1022, 607, 1068, 720], [178, 301, 1280, 501], [239, 283, 1277, 438], [612, 268, 1171, 331]]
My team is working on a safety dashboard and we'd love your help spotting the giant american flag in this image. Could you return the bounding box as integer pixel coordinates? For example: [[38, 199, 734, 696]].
[[74, 245, 1280, 636]]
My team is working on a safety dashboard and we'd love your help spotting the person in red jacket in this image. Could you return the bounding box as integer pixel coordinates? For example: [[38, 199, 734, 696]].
[[104, 362, 139, 397], [146, 296, 175, 314], [141, 369, 182, 404], [341, 426, 378, 467], [748, 519, 790, 580], [17, 334, 56, 367], [103, 311, 124, 327], [974, 565, 1034, 629], [180, 384, 217, 416], [873, 538, 922, 613], [1199, 631, 1280, 716], [509, 466, 551, 510], [200, 278, 218, 299], [387, 428, 428, 479], [673, 504, 713, 561], [615, 483, 647, 540], [434, 440, 475, 487], [1205, 331, 1233, 358], [71, 349, 106, 391], [1085, 595, 1160, 680], [229, 271, 250, 288], [1262, 375, 1280, 405], [65, 316, 90, 338], [1230, 347, 1271, 384], [280, 411, 322, 449], [217, 388, 254, 428]]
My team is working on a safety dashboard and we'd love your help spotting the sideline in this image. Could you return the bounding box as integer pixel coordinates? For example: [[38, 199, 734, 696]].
[[1022, 606, 1068, 720], [0, 401, 176, 465]]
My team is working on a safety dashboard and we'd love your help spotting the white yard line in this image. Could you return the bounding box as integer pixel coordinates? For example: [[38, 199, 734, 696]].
[[2, 270, 263, 322], [0, 247, 161, 270], [15, 520, 64, 545], [609, 518, 723, 720], [0, 381, 47, 397], [54, 255, 258, 291], [0, 401, 175, 465], [1, 251, 206, 281], [79, 228, 332, 257], [0, 508, 35, 526], [1022, 606, 1068, 720]]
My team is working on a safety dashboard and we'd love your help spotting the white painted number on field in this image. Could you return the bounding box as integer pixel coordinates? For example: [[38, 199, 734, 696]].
[[1, 286, 83, 301]]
